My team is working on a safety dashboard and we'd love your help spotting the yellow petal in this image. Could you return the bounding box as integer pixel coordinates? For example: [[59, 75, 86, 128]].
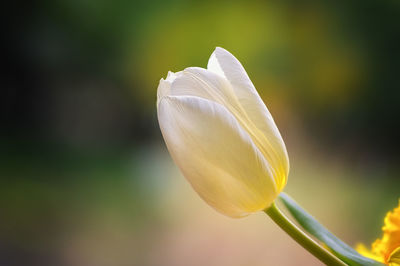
[[355, 200, 400, 264], [355, 243, 384, 263], [383, 200, 400, 232], [157, 95, 278, 217]]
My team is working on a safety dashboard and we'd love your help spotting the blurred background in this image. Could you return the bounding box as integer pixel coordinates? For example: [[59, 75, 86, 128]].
[[2, 0, 399, 265]]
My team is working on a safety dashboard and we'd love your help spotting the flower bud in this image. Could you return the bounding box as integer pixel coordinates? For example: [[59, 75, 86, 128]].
[[157, 47, 289, 217]]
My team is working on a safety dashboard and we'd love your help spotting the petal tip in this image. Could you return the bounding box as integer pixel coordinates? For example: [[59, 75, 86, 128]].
[[166, 71, 178, 82], [214, 46, 231, 56], [157, 77, 174, 105]]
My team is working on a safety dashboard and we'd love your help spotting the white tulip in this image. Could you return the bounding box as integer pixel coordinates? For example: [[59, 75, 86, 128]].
[[157, 47, 289, 217]]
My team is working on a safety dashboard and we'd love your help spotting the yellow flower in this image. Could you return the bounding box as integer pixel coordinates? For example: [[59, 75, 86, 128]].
[[356, 200, 400, 265], [157, 47, 289, 217]]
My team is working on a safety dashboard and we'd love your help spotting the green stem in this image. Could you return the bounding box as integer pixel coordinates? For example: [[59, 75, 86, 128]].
[[265, 203, 346, 266]]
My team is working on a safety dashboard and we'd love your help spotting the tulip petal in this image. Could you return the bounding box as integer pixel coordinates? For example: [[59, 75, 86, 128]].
[[156, 78, 170, 104], [157, 95, 278, 217], [169, 67, 233, 102], [157, 71, 182, 104], [208, 47, 289, 190], [169, 68, 280, 177]]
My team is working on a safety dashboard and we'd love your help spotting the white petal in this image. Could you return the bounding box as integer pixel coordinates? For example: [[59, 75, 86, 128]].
[[208, 48, 257, 99], [157, 71, 184, 104], [170, 67, 238, 108], [207, 47, 289, 190], [156, 78, 170, 104], [157, 95, 278, 217], [166, 71, 180, 83]]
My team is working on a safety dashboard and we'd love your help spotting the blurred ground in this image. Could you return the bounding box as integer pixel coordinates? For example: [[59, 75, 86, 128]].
[[1, 140, 398, 265]]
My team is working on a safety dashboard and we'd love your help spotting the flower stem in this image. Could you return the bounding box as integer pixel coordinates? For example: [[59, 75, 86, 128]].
[[265, 203, 346, 266]]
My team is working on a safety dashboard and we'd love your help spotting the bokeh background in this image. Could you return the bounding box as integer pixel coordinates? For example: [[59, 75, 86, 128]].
[[2, 0, 399, 265]]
